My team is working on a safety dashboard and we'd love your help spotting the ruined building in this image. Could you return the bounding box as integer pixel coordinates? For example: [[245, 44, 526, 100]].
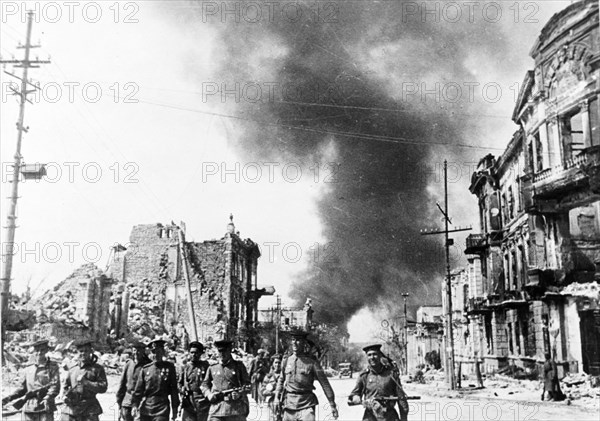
[[28, 263, 113, 346], [465, 0, 600, 376], [406, 305, 443, 373], [107, 216, 266, 349]]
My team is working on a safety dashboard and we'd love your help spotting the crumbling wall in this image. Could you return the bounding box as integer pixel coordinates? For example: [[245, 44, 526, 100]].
[[172, 240, 229, 342], [31, 263, 112, 344], [123, 224, 180, 337]]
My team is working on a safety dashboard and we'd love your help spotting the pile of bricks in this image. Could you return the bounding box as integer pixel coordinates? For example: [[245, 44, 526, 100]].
[[40, 290, 79, 324], [562, 372, 600, 400]]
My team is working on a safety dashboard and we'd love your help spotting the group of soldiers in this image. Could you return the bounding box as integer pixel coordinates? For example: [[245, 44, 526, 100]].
[[3, 330, 410, 421]]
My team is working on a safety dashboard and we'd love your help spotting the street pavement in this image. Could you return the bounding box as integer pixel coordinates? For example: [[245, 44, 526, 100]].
[[4, 375, 599, 421]]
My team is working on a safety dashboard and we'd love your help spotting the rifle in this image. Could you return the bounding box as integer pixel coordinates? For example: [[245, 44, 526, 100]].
[[178, 388, 190, 417], [179, 368, 196, 418], [347, 396, 398, 407], [206, 385, 251, 404], [273, 388, 285, 421], [347, 395, 421, 406], [11, 384, 53, 410]]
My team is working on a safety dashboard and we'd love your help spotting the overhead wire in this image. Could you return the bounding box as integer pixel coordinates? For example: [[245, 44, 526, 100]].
[[114, 96, 508, 152]]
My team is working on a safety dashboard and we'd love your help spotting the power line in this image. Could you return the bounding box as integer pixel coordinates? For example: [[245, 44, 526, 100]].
[[120, 97, 507, 151]]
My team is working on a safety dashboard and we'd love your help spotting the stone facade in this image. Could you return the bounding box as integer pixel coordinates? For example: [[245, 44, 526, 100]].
[[465, 0, 600, 376]]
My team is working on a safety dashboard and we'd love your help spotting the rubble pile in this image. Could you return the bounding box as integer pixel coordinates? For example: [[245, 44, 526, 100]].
[[561, 281, 600, 300], [30, 263, 102, 326], [126, 279, 167, 337], [2, 340, 30, 387], [562, 372, 600, 400]]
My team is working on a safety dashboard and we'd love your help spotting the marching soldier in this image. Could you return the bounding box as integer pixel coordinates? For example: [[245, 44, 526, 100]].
[[61, 339, 108, 421], [132, 338, 180, 421], [116, 341, 151, 421], [179, 341, 210, 421], [348, 344, 409, 421], [201, 340, 251, 421], [274, 330, 338, 421], [2, 339, 60, 421]]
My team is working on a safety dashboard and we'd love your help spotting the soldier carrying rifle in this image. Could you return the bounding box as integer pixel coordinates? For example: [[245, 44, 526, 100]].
[[201, 340, 251, 421], [348, 344, 409, 421], [2, 339, 60, 421]]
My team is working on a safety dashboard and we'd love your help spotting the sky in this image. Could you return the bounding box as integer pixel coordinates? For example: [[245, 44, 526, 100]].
[[0, 0, 573, 342]]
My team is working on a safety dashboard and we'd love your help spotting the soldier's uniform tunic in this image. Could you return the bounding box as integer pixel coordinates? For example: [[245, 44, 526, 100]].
[[116, 356, 151, 421], [132, 360, 180, 421], [349, 365, 409, 421], [4, 359, 60, 421], [201, 359, 250, 421], [179, 360, 210, 421], [61, 361, 108, 421], [275, 355, 336, 421]]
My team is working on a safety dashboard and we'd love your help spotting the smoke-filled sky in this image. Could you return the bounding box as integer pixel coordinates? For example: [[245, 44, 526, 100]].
[[0, 0, 570, 340], [161, 0, 570, 326]]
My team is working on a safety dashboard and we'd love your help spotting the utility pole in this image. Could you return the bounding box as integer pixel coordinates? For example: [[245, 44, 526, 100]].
[[178, 229, 198, 341], [0, 11, 50, 349], [402, 292, 409, 375], [275, 295, 281, 354], [420, 160, 471, 390]]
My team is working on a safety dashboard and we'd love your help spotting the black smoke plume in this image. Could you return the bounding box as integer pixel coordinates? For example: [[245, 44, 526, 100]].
[[169, 0, 549, 327]]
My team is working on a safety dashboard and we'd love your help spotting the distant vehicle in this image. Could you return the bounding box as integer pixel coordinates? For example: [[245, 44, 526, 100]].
[[338, 362, 352, 379]]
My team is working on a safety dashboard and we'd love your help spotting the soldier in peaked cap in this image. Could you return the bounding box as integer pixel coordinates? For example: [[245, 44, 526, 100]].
[[201, 339, 251, 421], [348, 344, 409, 421], [2, 339, 60, 421], [61, 339, 107, 421], [274, 330, 338, 421], [179, 341, 210, 421], [116, 341, 151, 421], [132, 338, 180, 421]]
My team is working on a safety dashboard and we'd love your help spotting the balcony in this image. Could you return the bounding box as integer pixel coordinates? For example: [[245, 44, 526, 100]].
[[525, 268, 557, 290], [465, 234, 488, 254], [532, 146, 600, 200], [500, 290, 529, 309], [466, 297, 491, 315]]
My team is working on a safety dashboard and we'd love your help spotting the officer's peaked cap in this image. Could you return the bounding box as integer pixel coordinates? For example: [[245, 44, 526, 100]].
[[362, 344, 383, 353], [214, 340, 233, 349], [130, 340, 147, 349], [148, 338, 167, 348], [188, 341, 205, 351], [288, 329, 309, 339]]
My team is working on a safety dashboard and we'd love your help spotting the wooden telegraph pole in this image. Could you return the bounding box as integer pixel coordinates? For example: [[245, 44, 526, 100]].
[[275, 295, 281, 354], [0, 11, 50, 350], [420, 160, 471, 390]]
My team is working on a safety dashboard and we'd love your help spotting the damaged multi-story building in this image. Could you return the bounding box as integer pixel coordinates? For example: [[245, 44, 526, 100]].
[[465, 0, 600, 376], [107, 216, 270, 350]]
